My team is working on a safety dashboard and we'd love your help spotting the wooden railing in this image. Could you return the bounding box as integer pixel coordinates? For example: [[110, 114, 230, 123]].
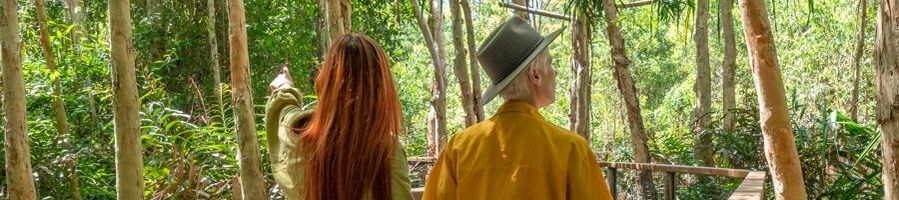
[[407, 157, 766, 200]]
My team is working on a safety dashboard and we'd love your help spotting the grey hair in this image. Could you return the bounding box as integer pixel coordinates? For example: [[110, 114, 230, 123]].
[[498, 51, 550, 101]]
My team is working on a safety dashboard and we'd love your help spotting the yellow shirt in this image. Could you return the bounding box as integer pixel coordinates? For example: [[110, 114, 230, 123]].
[[423, 101, 612, 200]]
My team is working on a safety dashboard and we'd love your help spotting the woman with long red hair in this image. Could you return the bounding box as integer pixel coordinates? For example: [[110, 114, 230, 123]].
[[265, 34, 412, 200]]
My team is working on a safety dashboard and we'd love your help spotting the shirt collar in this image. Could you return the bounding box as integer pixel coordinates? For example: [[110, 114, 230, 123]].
[[496, 100, 543, 119]]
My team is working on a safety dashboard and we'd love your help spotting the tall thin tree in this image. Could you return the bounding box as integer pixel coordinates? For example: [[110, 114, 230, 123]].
[[108, 0, 144, 198], [37, 0, 82, 198], [413, 0, 448, 156], [460, 0, 485, 121], [875, 0, 899, 198], [208, 0, 223, 110], [721, 0, 738, 132], [693, 0, 714, 168], [570, 12, 591, 140], [227, 0, 268, 198], [849, 0, 868, 122], [601, 0, 657, 198], [1, 0, 38, 198], [738, 0, 808, 198], [450, 0, 478, 127]]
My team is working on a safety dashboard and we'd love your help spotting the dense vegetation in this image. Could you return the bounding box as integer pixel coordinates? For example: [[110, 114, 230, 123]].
[[0, 0, 887, 199]]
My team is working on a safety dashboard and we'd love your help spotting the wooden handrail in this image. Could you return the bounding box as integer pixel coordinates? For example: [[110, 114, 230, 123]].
[[407, 157, 765, 199], [598, 161, 751, 178]]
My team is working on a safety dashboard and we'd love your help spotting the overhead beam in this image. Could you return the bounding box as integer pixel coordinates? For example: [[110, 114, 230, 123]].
[[499, 1, 655, 22], [620, 0, 654, 8], [499, 2, 571, 21]]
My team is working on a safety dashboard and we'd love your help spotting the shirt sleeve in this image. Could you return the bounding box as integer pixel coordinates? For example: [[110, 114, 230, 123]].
[[567, 138, 614, 200], [422, 146, 457, 200], [391, 143, 415, 200]]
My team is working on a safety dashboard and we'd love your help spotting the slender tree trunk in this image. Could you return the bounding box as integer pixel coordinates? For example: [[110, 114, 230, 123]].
[[513, 0, 529, 20], [450, 0, 477, 127], [875, 0, 899, 198], [601, 0, 657, 198], [738, 0, 808, 199], [721, 0, 737, 132], [208, 0, 223, 109], [1, 0, 37, 198], [37, 0, 82, 199], [315, 0, 331, 57], [148, 0, 165, 63], [413, 0, 448, 156], [460, 0, 484, 121], [65, 0, 100, 130], [569, 15, 591, 140], [108, 0, 145, 198], [227, 0, 267, 198], [325, 0, 351, 40], [850, 0, 868, 122], [38, 0, 70, 154], [693, 0, 714, 168]]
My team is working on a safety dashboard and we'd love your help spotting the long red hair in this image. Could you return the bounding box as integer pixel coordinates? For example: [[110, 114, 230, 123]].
[[300, 34, 402, 200]]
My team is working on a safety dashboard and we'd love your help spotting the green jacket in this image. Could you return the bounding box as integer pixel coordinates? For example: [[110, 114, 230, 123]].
[[265, 88, 414, 200]]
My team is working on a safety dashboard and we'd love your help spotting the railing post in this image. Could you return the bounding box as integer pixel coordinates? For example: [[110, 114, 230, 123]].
[[607, 167, 617, 198], [665, 172, 675, 200]]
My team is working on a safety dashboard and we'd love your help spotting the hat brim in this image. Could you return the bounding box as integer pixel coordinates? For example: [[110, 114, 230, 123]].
[[479, 27, 565, 106]]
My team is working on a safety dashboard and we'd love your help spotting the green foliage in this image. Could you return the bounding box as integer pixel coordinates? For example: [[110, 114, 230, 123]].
[[1, 0, 883, 199]]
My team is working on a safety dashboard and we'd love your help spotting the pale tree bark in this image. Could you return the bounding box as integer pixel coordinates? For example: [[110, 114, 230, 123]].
[[315, 0, 331, 57], [413, 0, 448, 156], [721, 0, 737, 132], [569, 14, 591, 140], [227, 0, 268, 198], [513, 0, 529, 20], [108, 0, 145, 198], [65, 0, 100, 130], [208, 0, 223, 110], [37, 0, 82, 199], [1, 0, 38, 198], [875, 0, 899, 198], [850, 0, 868, 122], [460, 0, 484, 121], [601, 0, 657, 198], [738, 0, 809, 198], [323, 0, 351, 41], [692, 0, 714, 168], [450, 0, 477, 127]]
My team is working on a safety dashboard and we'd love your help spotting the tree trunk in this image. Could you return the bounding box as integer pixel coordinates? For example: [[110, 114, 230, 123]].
[[850, 0, 868, 122], [325, 0, 351, 40], [513, 0, 529, 20], [692, 0, 714, 168], [460, 0, 484, 121], [227, 0, 268, 198], [875, 0, 899, 198], [600, 0, 657, 198], [721, 0, 737, 132], [37, 0, 82, 199], [450, 0, 477, 127], [208, 0, 222, 109], [413, 0, 448, 156], [147, 0, 164, 62], [738, 0, 809, 199], [0, 0, 38, 198], [569, 15, 591, 140], [108, 0, 145, 198], [315, 0, 331, 57], [65, 0, 100, 130]]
